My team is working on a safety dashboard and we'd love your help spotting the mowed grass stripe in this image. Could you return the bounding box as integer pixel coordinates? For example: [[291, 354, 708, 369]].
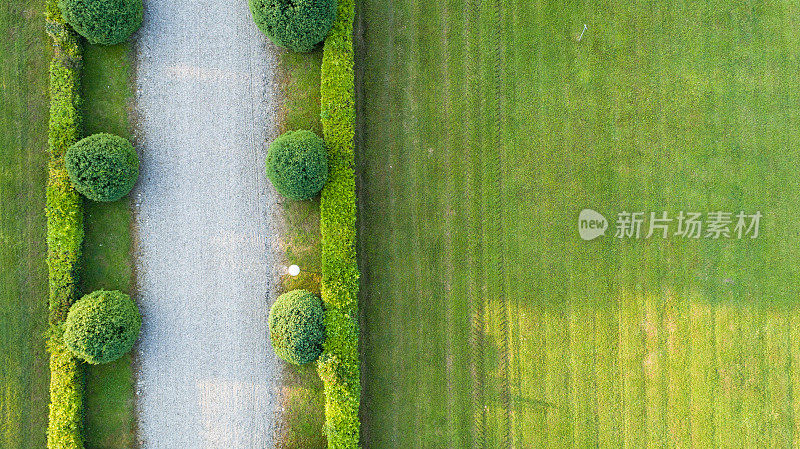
[[500, 2, 527, 447], [444, 0, 476, 445], [357, 0, 400, 443], [477, 0, 495, 434], [508, 0, 548, 445], [412, 0, 455, 444], [740, 308, 766, 447], [764, 310, 793, 446], [400, 0, 428, 443], [359, 0, 415, 442], [437, 0, 457, 443], [0, 2, 50, 447], [618, 288, 647, 448], [643, 294, 668, 449], [464, 0, 487, 446], [689, 299, 717, 448], [544, 308, 571, 448], [595, 302, 623, 448], [569, 304, 597, 447], [356, 1, 386, 442], [713, 303, 742, 449], [484, 0, 511, 445], [791, 309, 800, 447], [664, 290, 692, 447]]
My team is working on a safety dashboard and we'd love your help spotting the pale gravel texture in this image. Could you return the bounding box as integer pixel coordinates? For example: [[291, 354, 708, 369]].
[[132, 0, 282, 447]]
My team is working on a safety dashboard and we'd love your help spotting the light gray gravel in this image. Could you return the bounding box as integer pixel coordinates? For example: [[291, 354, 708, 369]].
[[132, 0, 281, 447]]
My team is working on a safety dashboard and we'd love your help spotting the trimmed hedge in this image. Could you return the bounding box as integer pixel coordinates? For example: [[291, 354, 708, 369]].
[[266, 130, 328, 200], [317, 0, 359, 446], [65, 133, 139, 202], [248, 0, 337, 53], [45, 2, 85, 448], [47, 329, 84, 449], [58, 0, 143, 45], [63, 290, 142, 364], [269, 289, 326, 365]]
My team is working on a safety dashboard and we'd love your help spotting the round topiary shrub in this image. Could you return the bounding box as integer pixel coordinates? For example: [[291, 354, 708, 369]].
[[269, 289, 325, 365], [63, 290, 142, 365], [65, 133, 139, 202], [266, 130, 328, 200], [58, 0, 143, 45], [248, 0, 337, 53]]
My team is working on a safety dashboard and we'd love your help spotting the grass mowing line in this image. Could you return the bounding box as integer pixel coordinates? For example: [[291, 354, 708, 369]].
[[489, 0, 511, 447], [500, 4, 524, 442], [382, 2, 403, 443], [474, 0, 508, 442], [463, 0, 486, 447], [522, 1, 553, 446], [405, 0, 428, 444], [436, 0, 459, 443], [357, 0, 408, 442], [407, 0, 455, 441], [444, 0, 475, 445]]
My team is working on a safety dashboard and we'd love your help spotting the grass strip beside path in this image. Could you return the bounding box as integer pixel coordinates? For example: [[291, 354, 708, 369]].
[[80, 40, 137, 449]]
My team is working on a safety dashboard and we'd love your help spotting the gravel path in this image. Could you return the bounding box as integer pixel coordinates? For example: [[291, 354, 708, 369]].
[[132, 0, 281, 447]]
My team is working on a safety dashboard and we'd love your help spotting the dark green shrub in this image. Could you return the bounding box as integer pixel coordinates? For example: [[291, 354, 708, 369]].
[[63, 290, 141, 365], [269, 289, 326, 365], [266, 130, 328, 200], [318, 0, 360, 446], [58, 0, 143, 45], [65, 133, 139, 202], [249, 0, 337, 53]]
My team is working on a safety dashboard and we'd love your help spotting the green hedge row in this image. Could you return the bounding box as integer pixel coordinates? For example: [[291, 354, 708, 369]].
[[45, 2, 85, 449], [316, 0, 360, 447]]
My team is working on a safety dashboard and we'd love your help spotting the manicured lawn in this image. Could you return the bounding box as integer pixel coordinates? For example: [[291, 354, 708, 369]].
[[274, 47, 327, 449], [80, 40, 137, 449], [358, 0, 800, 447], [0, 2, 51, 448]]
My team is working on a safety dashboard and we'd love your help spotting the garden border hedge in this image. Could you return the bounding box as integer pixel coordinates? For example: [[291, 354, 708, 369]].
[[45, 2, 85, 448], [316, 0, 360, 446]]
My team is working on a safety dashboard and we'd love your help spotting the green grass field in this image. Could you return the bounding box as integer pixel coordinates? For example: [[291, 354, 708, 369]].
[[358, 0, 800, 447], [0, 2, 51, 447], [80, 40, 137, 448]]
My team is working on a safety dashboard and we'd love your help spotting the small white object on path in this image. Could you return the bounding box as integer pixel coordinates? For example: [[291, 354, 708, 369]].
[[288, 265, 300, 277]]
